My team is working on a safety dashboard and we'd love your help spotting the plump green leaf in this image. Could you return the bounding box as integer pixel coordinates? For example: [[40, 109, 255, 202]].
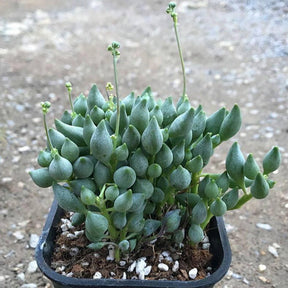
[[263, 147, 281, 175], [73, 156, 94, 178], [53, 183, 86, 213], [222, 188, 239, 210], [142, 117, 163, 155], [129, 149, 149, 178], [244, 154, 260, 180], [210, 198, 227, 216], [188, 224, 204, 244], [122, 125, 141, 152], [113, 166, 136, 189], [155, 143, 173, 169], [143, 219, 161, 236], [29, 168, 54, 188], [191, 200, 207, 224], [85, 211, 108, 242], [114, 190, 133, 212], [169, 165, 191, 190], [49, 154, 73, 181], [61, 138, 79, 163], [219, 104, 241, 141], [162, 210, 181, 233], [250, 173, 270, 199], [87, 84, 106, 111]]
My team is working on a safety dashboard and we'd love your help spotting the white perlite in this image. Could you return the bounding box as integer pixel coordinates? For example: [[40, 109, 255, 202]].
[[29, 234, 39, 248], [106, 244, 115, 261], [268, 245, 279, 258], [189, 268, 198, 279], [93, 272, 102, 279], [172, 261, 179, 272], [27, 260, 38, 273], [258, 264, 267, 272], [158, 263, 169, 272], [256, 223, 272, 230]]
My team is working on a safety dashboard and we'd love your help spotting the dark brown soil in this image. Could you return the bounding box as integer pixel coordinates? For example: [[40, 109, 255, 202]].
[[51, 214, 212, 281]]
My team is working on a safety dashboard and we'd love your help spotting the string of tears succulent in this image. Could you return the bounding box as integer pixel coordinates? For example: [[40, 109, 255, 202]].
[[30, 2, 281, 262]]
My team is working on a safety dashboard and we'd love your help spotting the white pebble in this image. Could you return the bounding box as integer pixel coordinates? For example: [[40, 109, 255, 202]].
[[27, 260, 38, 273], [202, 243, 210, 249], [17, 272, 25, 282], [256, 223, 272, 230], [122, 272, 127, 279], [93, 272, 102, 279], [158, 263, 169, 272], [172, 260, 179, 272], [20, 284, 37, 288], [259, 264, 267, 272], [202, 236, 209, 243], [128, 261, 136, 272], [161, 251, 170, 257], [268, 245, 279, 258], [13, 231, 25, 240], [136, 257, 147, 274], [189, 268, 198, 279], [273, 243, 281, 249], [29, 234, 39, 248], [144, 265, 152, 276], [138, 271, 145, 280], [119, 260, 126, 266]]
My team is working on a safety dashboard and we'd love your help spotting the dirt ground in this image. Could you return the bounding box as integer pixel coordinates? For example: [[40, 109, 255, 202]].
[[0, 0, 287, 287]]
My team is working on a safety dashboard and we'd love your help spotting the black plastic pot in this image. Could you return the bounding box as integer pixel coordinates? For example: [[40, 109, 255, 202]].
[[36, 200, 231, 288]]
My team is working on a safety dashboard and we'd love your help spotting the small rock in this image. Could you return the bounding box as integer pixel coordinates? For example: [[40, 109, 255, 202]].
[[273, 242, 281, 249], [122, 272, 127, 279], [27, 260, 38, 273], [258, 275, 270, 283], [17, 272, 25, 282], [258, 264, 267, 272], [144, 265, 152, 276], [20, 284, 37, 288], [189, 268, 198, 279], [202, 243, 210, 249], [13, 231, 25, 240], [268, 245, 279, 258], [158, 263, 169, 272], [136, 258, 147, 274], [256, 223, 272, 230], [172, 261, 179, 272], [18, 146, 30, 152], [128, 261, 136, 272], [119, 260, 126, 266], [93, 272, 102, 279], [29, 234, 39, 248]]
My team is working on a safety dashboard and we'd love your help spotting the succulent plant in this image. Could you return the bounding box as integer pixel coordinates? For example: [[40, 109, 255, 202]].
[[30, 2, 281, 262]]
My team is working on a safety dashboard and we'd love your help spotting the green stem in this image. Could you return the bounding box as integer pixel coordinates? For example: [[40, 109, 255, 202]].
[[231, 193, 252, 210], [173, 20, 186, 99], [113, 54, 120, 142], [43, 113, 53, 151], [200, 209, 213, 230]]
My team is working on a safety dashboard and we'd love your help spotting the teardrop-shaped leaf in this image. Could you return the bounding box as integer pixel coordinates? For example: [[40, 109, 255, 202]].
[[29, 168, 54, 188], [129, 98, 149, 134], [114, 190, 133, 212], [87, 84, 106, 111], [48, 128, 65, 151], [73, 93, 87, 116], [155, 143, 173, 169], [133, 178, 154, 199], [244, 154, 260, 180], [192, 133, 213, 166], [53, 183, 86, 213], [172, 140, 185, 166], [226, 142, 245, 188], [169, 165, 191, 191], [61, 138, 79, 163], [112, 212, 127, 229], [263, 146, 281, 175], [250, 173, 269, 199], [205, 179, 220, 199], [168, 108, 194, 138], [85, 211, 108, 242], [222, 188, 239, 210], [191, 200, 207, 224], [205, 107, 226, 135], [113, 166, 136, 189], [219, 104, 241, 141], [188, 224, 204, 244], [90, 119, 113, 164], [90, 105, 105, 125], [161, 97, 177, 126], [210, 198, 227, 216], [122, 125, 141, 152], [149, 105, 163, 126], [192, 110, 206, 140], [73, 156, 94, 179], [142, 117, 163, 155], [83, 114, 96, 146], [143, 219, 161, 236], [49, 154, 73, 181], [185, 155, 203, 174], [93, 161, 111, 190], [80, 186, 96, 205], [37, 150, 53, 167], [129, 148, 149, 178], [162, 210, 181, 233]]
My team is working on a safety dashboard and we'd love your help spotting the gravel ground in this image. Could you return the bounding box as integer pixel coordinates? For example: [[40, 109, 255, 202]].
[[0, 1, 287, 287]]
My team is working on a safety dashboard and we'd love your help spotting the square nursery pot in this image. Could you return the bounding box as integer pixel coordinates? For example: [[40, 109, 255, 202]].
[[36, 200, 232, 288]]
